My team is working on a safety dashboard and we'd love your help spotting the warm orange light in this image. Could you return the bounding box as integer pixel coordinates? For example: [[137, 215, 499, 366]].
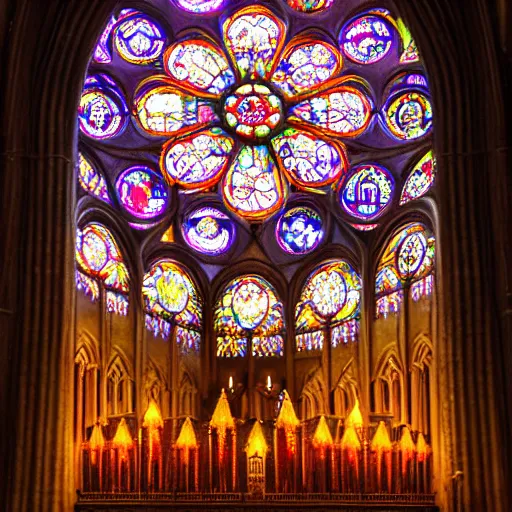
[[112, 418, 133, 458], [313, 415, 334, 449], [340, 425, 361, 452], [89, 423, 105, 465], [161, 225, 174, 243], [176, 417, 198, 450], [266, 375, 272, 391], [245, 421, 268, 457], [345, 398, 364, 429], [210, 390, 235, 464], [399, 426, 416, 459], [276, 390, 300, 456], [228, 376, 234, 390], [371, 421, 392, 452], [416, 432, 429, 462], [143, 399, 164, 430]]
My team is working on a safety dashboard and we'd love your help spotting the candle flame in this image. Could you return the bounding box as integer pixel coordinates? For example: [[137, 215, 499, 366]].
[[176, 417, 198, 450], [416, 432, 429, 461], [245, 421, 268, 457], [399, 426, 416, 459], [313, 415, 334, 449], [143, 399, 163, 429], [345, 398, 363, 429], [112, 418, 133, 458], [371, 421, 392, 452], [340, 425, 361, 452]]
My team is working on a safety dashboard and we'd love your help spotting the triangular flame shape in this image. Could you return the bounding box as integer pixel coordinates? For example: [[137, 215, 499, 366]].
[[416, 432, 429, 461], [371, 421, 392, 452], [312, 415, 334, 448], [276, 390, 299, 429], [143, 399, 164, 429], [89, 422, 105, 451], [345, 398, 363, 429], [340, 425, 361, 451], [176, 417, 198, 449], [399, 426, 416, 456], [210, 389, 235, 430], [112, 418, 133, 451], [245, 421, 268, 457]]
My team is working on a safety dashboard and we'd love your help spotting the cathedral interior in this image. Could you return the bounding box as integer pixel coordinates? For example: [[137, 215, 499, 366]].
[[0, 0, 511, 511]]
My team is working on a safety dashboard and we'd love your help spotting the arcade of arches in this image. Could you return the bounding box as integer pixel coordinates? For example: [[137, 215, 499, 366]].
[[0, 0, 510, 511]]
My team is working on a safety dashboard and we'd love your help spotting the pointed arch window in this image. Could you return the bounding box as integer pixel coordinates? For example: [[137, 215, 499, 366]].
[[295, 260, 361, 351], [75, 223, 130, 315], [215, 275, 285, 358], [107, 354, 134, 416], [142, 260, 202, 353], [375, 223, 435, 318]]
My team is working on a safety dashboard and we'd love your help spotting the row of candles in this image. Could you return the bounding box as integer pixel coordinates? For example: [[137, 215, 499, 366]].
[[81, 391, 431, 496]]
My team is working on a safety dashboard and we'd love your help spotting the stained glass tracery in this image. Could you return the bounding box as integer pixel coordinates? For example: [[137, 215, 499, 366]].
[[215, 276, 285, 357], [296, 261, 361, 350], [142, 260, 202, 345]]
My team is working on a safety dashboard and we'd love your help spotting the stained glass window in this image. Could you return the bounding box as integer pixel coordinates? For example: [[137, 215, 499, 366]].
[[142, 261, 202, 348], [296, 261, 361, 350], [400, 151, 436, 205], [276, 206, 324, 255], [75, 223, 130, 315], [78, 153, 111, 204], [215, 276, 285, 357], [375, 223, 435, 317]]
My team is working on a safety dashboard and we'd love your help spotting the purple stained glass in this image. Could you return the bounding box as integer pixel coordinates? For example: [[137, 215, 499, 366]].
[[276, 206, 324, 255], [175, 0, 226, 13], [340, 164, 394, 220], [182, 206, 235, 256], [78, 75, 128, 140], [114, 14, 166, 64], [116, 166, 168, 219], [340, 15, 394, 65]]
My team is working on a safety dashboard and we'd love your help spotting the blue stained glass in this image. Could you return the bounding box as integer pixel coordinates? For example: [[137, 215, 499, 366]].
[[276, 206, 324, 255]]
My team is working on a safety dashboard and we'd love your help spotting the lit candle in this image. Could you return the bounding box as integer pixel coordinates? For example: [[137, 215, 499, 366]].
[[266, 375, 272, 391], [228, 376, 233, 390]]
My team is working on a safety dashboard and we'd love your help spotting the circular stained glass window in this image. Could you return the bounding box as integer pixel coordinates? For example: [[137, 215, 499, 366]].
[[397, 232, 427, 278], [286, 0, 334, 13], [175, 0, 226, 13], [340, 164, 394, 220], [114, 14, 166, 64], [232, 278, 270, 330], [276, 206, 323, 255], [116, 167, 168, 219], [384, 91, 433, 140], [82, 231, 108, 271], [340, 14, 394, 65], [182, 207, 235, 255], [78, 75, 128, 140]]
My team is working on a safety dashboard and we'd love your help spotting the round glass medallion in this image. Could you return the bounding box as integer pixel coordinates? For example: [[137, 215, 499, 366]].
[[276, 206, 323, 255], [224, 84, 282, 141], [182, 207, 235, 255], [232, 278, 270, 330]]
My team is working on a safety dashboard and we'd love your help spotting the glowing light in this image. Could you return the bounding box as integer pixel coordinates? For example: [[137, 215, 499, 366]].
[[276, 206, 324, 255], [78, 153, 110, 203], [175, 0, 225, 14], [112, 418, 134, 459], [384, 91, 433, 140], [371, 421, 392, 452], [312, 415, 334, 458], [224, 83, 282, 141], [276, 390, 300, 456], [340, 15, 394, 65], [143, 399, 164, 430], [416, 433, 429, 462], [161, 224, 174, 243], [210, 390, 235, 464], [89, 423, 105, 465], [340, 164, 394, 221], [400, 150, 436, 204], [176, 417, 198, 450], [340, 426, 361, 452], [345, 398, 363, 429], [288, 86, 372, 137], [114, 15, 165, 64], [228, 376, 234, 390], [285, 0, 334, 13], [245, 421, 268, 457], [399, 426, 416, 459], [266, 375, 272, 390], [396, 18, 420, 63], [397, 232, 428, 278]]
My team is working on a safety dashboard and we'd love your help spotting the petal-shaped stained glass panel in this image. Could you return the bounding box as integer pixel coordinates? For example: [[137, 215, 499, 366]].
[[288, 86, 372, 137], [400, 150, 436, 204], [78, 153, 111, 203], [384, 91, 433, 140], [340, 15, 394, 65], [76, 270, 100, 301], [340, 164, 394, 220], [164, 39, 236, 97], [93, 15, 116, 64], [223, 145, 286, 221], [375, 265, 401, 295], [396, 18, 420, 64], [134, 80, 218, 136], [397, 232, 427, 279], [116, 166, 169, 219], [222, 6, 285, 80], [175, 0, 226, 13], [272, 128, 348, 188], [182, 206, 235, 255], [276, 206, 324, 255], [114, 14, 166, 64], [162, 128, 234, 189], [286, 0, 334, 13], [232, 277, 270, 330], [79, 75, 128, 139], [271, 37, 341, 99]]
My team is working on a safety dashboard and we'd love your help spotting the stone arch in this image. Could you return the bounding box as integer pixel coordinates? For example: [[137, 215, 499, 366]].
[[299, 367, 328, 420], [411, 335, 434, 435], [334, 358, 359, 418], [106, 349, 133, 417]]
